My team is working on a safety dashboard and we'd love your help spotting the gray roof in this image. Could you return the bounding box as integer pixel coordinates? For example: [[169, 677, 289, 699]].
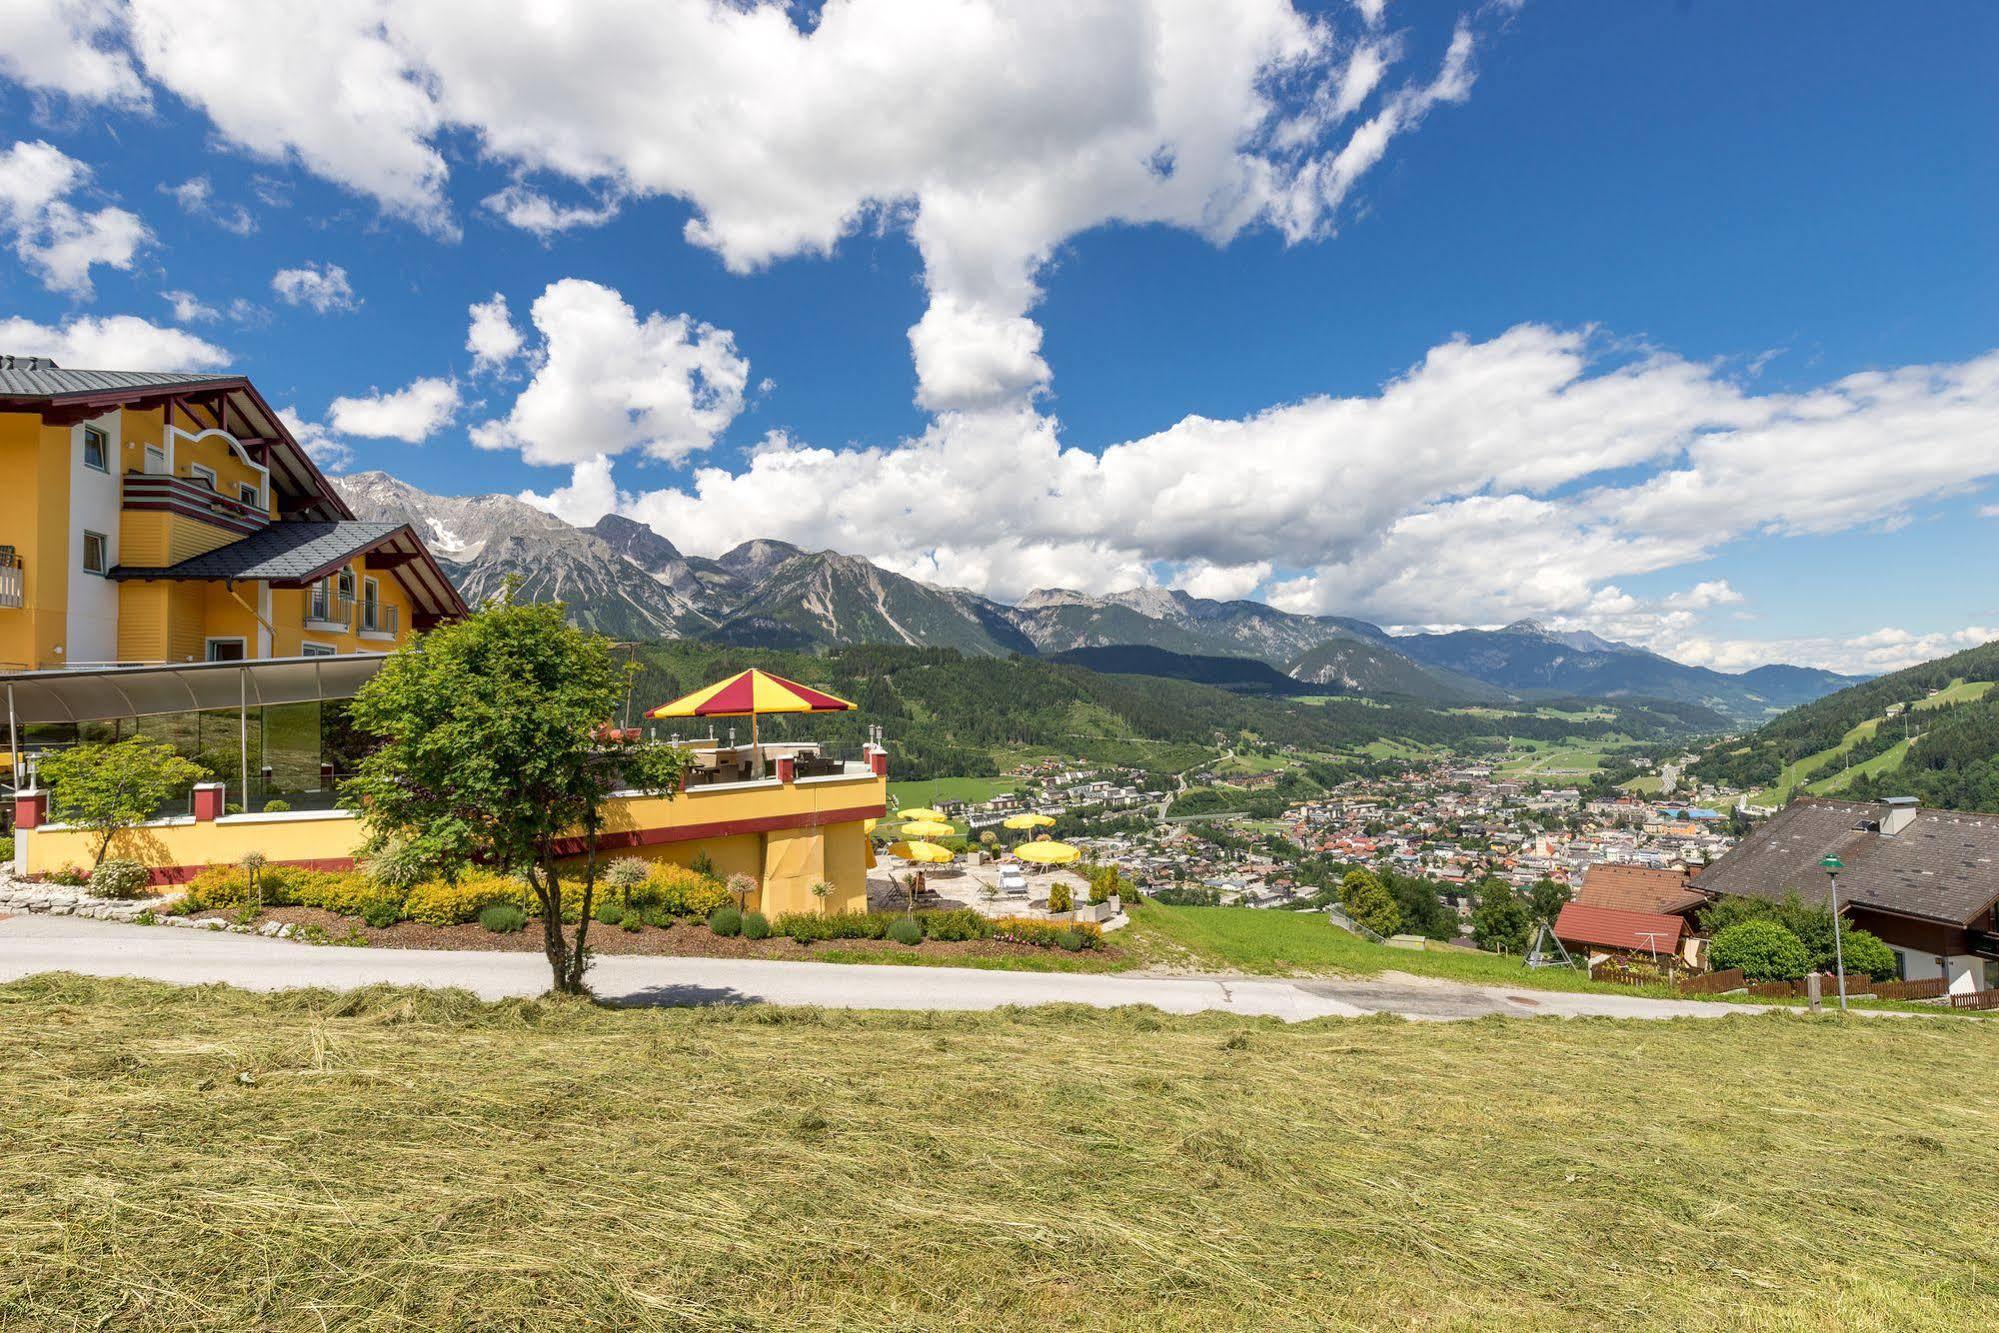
[[1696, 797, 1999, 926], [111, 522, 407, 583], [0, 357, 239, 399]]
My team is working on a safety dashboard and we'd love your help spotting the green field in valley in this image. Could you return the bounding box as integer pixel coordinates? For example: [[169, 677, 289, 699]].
[[3, 973, 1994, 1331], [888, 776, 1022, 810]]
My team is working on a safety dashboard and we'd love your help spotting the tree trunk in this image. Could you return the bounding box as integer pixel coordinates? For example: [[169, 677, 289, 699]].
[[565, 826, 600, 994], [532, 858, 574, 995]]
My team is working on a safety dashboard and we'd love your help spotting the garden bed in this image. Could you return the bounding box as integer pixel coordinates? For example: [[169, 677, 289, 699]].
[[180, 904, 1128, 965]]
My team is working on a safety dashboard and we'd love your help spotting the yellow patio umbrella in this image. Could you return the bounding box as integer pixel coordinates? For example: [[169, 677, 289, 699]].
[[897, 806, 948, 822], [1002, 812, 1057, 830], [887, 839, 955, 864], [1013, 840, 1081, 865], [898, 819, 957, 839], [645, 668, 856, 778]]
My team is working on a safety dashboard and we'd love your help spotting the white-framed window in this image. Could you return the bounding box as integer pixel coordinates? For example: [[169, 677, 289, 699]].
[[300, 641, 337, 658], [205, 637, 247, 662], [143, 445, 166, 475], [238, 482, 261, 508], [189, 463, 218, 491], [81, 530, 108, 575], [82, 426, 109, 473]]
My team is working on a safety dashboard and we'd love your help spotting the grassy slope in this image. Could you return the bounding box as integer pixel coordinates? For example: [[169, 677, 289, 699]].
[[889, 776, 1022, 808], [3, 974, 1996, 1331], [1752, 717, 1882, 806]]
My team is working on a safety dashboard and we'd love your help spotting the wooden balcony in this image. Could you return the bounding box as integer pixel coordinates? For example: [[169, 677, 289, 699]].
[[121, 471, 267, 538]]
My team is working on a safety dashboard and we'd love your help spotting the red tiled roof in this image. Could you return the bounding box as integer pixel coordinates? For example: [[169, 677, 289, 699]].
[[1577, 863, 1708, 917], [1553, 902, 1685, 955]]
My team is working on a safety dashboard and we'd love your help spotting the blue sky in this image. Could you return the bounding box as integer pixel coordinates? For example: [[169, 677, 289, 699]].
[[0, 0, 1994, 673]]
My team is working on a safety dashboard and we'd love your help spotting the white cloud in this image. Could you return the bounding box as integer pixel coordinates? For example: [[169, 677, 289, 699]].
[[1178, 560, 1274, 602], [0, 311, 227, 370], [270, 261, 358, 313], [537, 326, 1999, 653], [62, 1, 1499, 409], [0, 139, 149, 294], [473, 278, 749, 468], [0, 0, 146, 105], [327, 376, 460, 443], [1663, 625, 1999, 677], [465, 293, 523, 374], [481, 184, 620, 238], [159, 175, 255, 234], [277, 405, 354, 474], [159, 289, 217, 322]]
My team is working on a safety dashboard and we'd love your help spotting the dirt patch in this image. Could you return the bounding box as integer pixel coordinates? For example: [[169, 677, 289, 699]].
[[184, 905, 1121, 965]]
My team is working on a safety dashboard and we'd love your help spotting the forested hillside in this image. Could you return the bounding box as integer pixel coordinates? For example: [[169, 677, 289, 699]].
[[1691, 638, 1999, 809], [630, 642, 1731, 780]]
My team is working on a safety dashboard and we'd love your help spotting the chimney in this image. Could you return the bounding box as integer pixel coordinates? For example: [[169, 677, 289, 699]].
[[1880, 796, 1918, 837]]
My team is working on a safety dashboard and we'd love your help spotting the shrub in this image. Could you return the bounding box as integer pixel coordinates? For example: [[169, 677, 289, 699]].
[[1838, 928, 1899, 981], [887, 916, 923, 946], [360, 899, 401, 929], [46, 864, 90, 887], [741, 910, 771, 940], [363, 840, 432, 893], [224, 803, 243, 817], [709, 905, 742, 937], [725, 872, 757, 907], [0, 835, 14, 863], [991, 916, 1103, 950], [89, 858, 152, 899], [620, 911, 644, 933], [177, 866, 251, 912], [633, 861, 732, 917], [1047, 883, 1073, 913], [1055, 928, 1085, 952], [1083, 862, 1134, 905], [1710, 919, 1812, 981], [689, 851, 716, 879], [603, 858, 652, 893], [774, 910, 895, 944], [401, 871, 531, 927], [593, 901, 625, 926], [479, 903, 528, 933], [261, 799, 291, 813], [920, 908, 992, 942]]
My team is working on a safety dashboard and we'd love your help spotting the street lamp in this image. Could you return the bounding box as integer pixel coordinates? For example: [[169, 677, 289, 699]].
[[1820, 854, 1848, 1011]]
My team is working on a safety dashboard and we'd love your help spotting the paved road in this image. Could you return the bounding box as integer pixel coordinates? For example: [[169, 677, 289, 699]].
[[0, 913, 1808, 1022]]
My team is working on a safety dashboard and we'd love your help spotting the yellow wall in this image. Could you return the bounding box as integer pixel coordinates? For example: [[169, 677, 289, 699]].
[[0, 412, 72, 670], [19, 772, 889, 914]]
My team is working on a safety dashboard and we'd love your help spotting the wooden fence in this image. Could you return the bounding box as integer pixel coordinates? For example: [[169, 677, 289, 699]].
[[1587, 963, 1963, 1006], [1677, 968, 1745, 996], [1872, 976, 1949, 1002], [1948, 988, 1999, 1011]]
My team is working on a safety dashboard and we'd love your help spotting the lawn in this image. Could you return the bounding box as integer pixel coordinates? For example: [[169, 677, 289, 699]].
[[889, 776, 1022, 809], [1810, 737, 1915, 796], [1124, 903, 1626, 993], [1751, 716, 1883, 807], [2, 974, 1995, 1331]]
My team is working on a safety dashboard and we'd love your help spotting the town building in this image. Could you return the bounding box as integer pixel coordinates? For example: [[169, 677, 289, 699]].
[[1696, 796, 1999, 990]]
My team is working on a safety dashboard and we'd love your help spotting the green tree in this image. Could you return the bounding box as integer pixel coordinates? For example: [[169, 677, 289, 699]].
[[341, 598, 689, 995], [1526, 876, 1570, 925], [1339, 868, 1402, 937], [1710, 919, 1811, 981], [38, 738, 208, 866], [1471, 880, 1532, 955], [1836, 929, 1899, 982]]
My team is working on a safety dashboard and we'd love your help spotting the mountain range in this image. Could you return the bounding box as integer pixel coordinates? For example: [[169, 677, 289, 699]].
[[334, 472, 1865, 722]]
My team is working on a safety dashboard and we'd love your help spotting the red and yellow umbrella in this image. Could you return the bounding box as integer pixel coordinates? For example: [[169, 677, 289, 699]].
[[646, 668, 857, 776]]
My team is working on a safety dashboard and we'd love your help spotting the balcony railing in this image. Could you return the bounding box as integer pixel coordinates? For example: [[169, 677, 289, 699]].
[[358, 602, 399, 638], [304, 594, 354, 629], [0, 552, 21, 609], [122, 471, 268, 537]]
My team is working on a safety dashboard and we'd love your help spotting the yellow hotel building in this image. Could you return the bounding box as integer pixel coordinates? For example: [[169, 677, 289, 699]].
[[4, 356, 886, 912], [0, 355, 464, 670]]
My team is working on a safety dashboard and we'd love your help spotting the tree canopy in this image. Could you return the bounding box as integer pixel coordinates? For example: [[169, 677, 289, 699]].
[[343, 598, 689, 994], [38, 738, 208, 866]]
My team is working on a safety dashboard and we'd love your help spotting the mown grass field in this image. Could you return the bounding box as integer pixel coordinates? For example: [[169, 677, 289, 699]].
[[1, 974, 1995, 1331], [888, 776, 1022, 809]]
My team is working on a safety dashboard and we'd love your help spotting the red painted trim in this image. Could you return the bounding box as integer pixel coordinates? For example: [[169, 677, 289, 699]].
[[546, 801, 886, 858]]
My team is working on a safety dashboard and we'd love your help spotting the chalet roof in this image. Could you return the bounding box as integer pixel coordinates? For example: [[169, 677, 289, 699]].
[[1695, 797, 1999, 927], [1576, 863, 1708, 917], [1552, 902, 1685, 954], [0, 359, 238, 398], [110, 521, 467, 620]]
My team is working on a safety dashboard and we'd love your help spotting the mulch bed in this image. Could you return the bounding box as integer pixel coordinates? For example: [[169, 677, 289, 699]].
[[187, 905, 1123, 964]]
